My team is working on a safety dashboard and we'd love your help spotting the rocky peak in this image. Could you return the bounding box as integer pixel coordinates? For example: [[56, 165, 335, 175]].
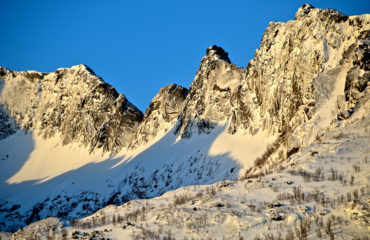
[[295, 4, 348, 23], [175, 45, 246, 138], [175, 5, 369, 156], [295, 4, 315, 20], [0, 65, 143, 153], [243, 6, 369, 163], [317, 8, 348, 23], [204, 45, 231, 63], [69, 64, 95, 73], [129, 84, 188, 149], [144, 84, 188, 118]]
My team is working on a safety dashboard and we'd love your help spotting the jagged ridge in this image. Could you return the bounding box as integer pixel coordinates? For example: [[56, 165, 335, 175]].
[[176, 4, 369, 163], [1, 5, 368, 155], [0, 64, 143, 153]]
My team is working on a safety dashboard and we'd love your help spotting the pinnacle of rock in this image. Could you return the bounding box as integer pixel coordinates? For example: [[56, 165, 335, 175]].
[[295, 3, 315, 20], [205, 45, 231, 63]]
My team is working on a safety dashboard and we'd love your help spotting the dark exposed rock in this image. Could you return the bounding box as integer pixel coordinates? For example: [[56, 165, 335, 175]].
[[272, 214, 285, 221], [296, 4, 348, 23], [129, 84, 188, 149], [215, 203, 224, 208], [318, 8, 348, 23], [206, 45, 231, 63], [175, 46, 246, 138], [295, 4, 315, 20], [0, 104, 17, 140]]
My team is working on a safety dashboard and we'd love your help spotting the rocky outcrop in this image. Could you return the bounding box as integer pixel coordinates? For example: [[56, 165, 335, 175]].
[[9, 217, 63, 240], [175, 45, 247, 138], [129, 84, 188, 149], [0, 105, 17, 140], [342, 28, 370, 117], [176, 5, 369, 158], [0, 64, 143, 153], [246, 4, 369, 151]]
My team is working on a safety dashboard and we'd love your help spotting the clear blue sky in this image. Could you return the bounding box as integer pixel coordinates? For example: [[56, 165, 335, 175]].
[[1, 1, 368, 111]]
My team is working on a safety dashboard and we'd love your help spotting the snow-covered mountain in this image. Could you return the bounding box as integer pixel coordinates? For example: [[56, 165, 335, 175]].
[[0, 4, 369, 236], [0, 64, 143, 153]]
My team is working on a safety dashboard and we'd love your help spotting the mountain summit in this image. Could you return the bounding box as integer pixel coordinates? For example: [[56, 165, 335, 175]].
[[0, 64, 143, 153], [205, 45, 231, 63]]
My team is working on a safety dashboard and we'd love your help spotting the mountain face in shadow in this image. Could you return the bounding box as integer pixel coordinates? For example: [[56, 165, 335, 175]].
[[0, 4, 369, 232]]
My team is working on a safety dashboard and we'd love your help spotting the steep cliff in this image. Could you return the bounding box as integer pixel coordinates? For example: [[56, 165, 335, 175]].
[[246, 4, 369, 150], [176, 5, 369, 167], [175, 45, 248, 138], [129, 84, 188, 149]]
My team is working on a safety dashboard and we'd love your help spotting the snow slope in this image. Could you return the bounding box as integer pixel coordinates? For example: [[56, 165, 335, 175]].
[[1, 131, 108, 185], [0, 123, 274, 232], [10, 111, 370, 239]]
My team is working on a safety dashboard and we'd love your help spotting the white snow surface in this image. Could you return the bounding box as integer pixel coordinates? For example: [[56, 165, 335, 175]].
[[8, 113, 370, 239], [0, 121, 274, 232], [3, 132, 108, 184]]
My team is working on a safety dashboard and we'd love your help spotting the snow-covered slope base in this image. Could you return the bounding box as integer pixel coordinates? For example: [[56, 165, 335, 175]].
[[0, 124, 273, 232], [10, 112, 370, 240]]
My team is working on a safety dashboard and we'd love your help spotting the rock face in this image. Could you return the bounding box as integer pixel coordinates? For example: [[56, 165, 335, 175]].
[[177, 5, 369, 157], [0, 64, 143, 153], [0, 104, 17, 140], [9, 217, 63, 240], [175, 45, 247, 138], [245, 4, 369, 152], [129, 84, 188, 149]]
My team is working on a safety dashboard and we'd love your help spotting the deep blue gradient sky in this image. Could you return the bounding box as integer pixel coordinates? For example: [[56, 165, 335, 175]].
[[1, 1, 368, 111]]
